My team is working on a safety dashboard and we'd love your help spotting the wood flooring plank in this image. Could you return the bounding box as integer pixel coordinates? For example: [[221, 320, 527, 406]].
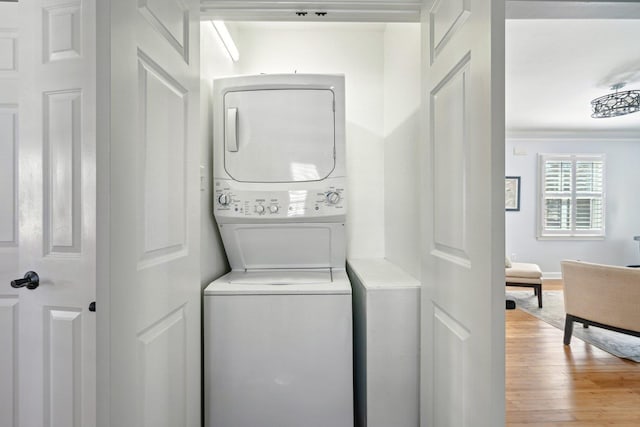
[[506, 291, 640, 426]]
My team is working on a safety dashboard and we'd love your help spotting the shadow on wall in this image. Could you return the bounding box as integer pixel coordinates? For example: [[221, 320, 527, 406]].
[[345, 121, 386, 260], [201, 77, 230, 289], [384, 109, 421, 279]]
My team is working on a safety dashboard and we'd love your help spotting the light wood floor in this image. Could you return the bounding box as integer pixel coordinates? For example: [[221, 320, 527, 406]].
[[506, 280, 640, 426]]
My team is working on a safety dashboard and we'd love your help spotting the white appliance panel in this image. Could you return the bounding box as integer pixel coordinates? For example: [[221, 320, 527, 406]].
[[213, 178, 346, 224], [224, 88, 336, 183], [219, 223, 346, 270], [348, 259, 420, 427], [204, 290, 353, 427]]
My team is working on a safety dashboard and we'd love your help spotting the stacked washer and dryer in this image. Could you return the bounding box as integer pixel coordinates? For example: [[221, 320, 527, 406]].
[[204, 74, 353, 427]]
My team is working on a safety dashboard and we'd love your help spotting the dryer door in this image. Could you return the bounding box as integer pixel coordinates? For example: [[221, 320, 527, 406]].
[[223, 89, 335, 182]]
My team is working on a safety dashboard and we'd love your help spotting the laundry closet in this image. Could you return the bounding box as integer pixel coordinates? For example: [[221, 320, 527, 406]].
[[199, 20, 422, 427], [200, 21, 421, 280]]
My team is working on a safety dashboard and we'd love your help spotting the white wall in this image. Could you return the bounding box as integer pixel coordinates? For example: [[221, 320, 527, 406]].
[[383, 23, 421, 278], [232, 22, 386, 259], [506, 137, 640, 275], [200, 23, 237, 286]]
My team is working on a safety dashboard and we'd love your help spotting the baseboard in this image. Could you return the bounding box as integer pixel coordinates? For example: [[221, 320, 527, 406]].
[[542, 272, 562, 280]]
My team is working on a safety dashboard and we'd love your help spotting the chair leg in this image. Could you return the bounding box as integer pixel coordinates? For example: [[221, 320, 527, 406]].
[[536, 284, 542, 308], [564, 314, 574, 345]]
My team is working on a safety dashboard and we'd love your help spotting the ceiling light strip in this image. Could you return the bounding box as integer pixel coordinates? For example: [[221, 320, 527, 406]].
[[212, 21, 239, 62]]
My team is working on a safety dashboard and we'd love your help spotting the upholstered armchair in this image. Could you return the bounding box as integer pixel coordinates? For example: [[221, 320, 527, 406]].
[[561, 260, 640, 345]]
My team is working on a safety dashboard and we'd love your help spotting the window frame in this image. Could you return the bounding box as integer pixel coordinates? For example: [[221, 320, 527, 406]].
[[537, 153, 606, 240]]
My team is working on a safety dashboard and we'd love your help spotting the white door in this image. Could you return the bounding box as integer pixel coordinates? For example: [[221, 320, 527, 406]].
[[1, 1, 96, 427], [420, 0, 505, 426], [97, 1, 201, 426]]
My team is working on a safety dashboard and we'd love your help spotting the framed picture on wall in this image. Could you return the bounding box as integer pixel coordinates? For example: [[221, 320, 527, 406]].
[[505, 176, 521, 211]]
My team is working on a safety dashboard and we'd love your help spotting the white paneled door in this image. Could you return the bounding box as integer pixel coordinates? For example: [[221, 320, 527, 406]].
[[0, 1, 96, 427], [98, 1, 201, 427], [420, 0, 505, 426]]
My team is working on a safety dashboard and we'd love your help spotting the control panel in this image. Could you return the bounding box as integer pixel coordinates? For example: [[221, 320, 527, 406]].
[[214, 182, 346, 221]]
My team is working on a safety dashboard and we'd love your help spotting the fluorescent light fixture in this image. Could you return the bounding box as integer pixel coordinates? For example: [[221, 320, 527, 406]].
[[212, 21, 239, 62]]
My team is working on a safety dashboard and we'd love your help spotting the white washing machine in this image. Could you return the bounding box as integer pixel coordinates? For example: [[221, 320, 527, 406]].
[[204, 74, 353, 427]]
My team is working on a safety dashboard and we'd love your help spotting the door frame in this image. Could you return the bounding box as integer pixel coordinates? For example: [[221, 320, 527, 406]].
[[95, 1, 111, 425], [93, 0, 522, 426]]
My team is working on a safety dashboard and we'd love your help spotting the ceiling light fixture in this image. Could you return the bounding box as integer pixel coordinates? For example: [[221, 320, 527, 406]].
[[212, 21, 239, 62], [591, 83, 640, 118]]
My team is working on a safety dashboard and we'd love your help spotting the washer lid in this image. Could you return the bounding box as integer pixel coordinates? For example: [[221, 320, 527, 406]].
[[204, 269, 352, 295], [223, 88, 336, 183]]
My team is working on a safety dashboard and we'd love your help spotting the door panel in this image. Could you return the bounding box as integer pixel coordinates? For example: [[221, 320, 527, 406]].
[[44, 307, 83, 427], [433, 307, 468, 426], [138, 51, 188, 266], [101, 1, 201, 426], [0, 297, 18, 427], [432, 58, 469, 260], [0, 28, 18, 78], [430, 0, 470, 57], [0, 106, 17, 247], [138, 0, 189, 61], [43, 89, 82, 254], [137, 306, 188, 427], [43, 2, 82, 62], [420, 0, 505, 426]]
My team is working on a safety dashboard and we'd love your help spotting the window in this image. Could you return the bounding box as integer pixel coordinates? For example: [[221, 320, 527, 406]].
[[538, 154, 605, 239]]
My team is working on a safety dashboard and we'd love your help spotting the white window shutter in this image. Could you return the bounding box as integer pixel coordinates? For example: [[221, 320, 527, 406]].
[[538, 154, 605, 239]]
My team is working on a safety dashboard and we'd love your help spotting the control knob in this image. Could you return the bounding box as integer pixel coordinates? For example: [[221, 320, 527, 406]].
[[255, 205, 265, 214], [326, 191, 341, 205], [269, 205, 279, 214], [218, 193, 231, 206]]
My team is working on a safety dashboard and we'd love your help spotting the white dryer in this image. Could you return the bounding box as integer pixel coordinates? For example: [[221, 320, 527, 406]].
[[204, 74, 353, 427]]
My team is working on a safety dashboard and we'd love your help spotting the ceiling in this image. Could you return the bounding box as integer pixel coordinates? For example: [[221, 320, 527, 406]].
[[506, 19, 640, 135], [203, 1, 640, 135]]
